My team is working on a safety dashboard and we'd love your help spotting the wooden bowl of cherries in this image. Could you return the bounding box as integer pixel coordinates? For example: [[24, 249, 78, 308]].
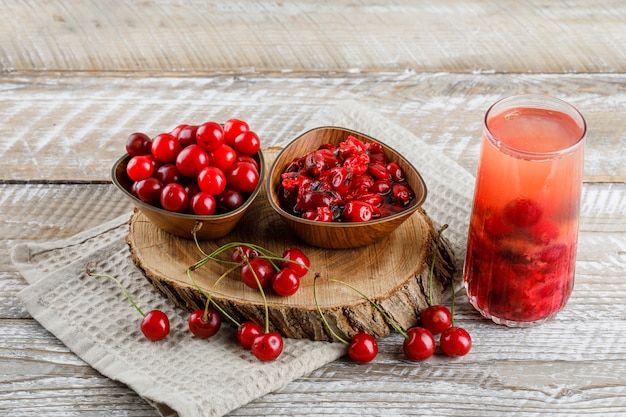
[[267, 126, 428, 248], [112, 119, 264, 240]]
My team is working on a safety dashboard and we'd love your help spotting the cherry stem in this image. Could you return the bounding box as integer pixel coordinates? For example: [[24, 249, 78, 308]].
[[329, 277, 408, 340], [185, 267, 241, 327], [244, 258, 270, 334], [428, 224, 449, 307], [86, 269, 145, 317], [313, 274, 349, 345]]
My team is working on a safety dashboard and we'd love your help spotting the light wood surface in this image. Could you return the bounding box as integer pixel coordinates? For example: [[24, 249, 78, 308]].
[[2, 1, 626, 416]]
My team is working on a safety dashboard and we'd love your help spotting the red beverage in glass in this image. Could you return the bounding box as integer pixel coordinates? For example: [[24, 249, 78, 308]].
[[464, 95, 586, 326]]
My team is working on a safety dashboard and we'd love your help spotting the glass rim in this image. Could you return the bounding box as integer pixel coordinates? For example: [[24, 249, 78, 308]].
[[484, 94, 587, 160]]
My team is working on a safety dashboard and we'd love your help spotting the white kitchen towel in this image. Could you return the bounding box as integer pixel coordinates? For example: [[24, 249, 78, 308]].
[[11, 100, 475, 417]]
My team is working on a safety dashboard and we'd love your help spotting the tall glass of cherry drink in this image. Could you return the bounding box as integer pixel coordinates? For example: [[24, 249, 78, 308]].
[[463, 95, 586, 327]]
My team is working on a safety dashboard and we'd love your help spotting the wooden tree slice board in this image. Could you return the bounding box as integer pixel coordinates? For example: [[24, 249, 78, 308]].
[[127, 149, 456, 341]]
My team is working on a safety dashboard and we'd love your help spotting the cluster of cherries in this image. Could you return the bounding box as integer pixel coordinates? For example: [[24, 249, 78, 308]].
[[279, 135, 415, 222], [87, 236, 312, 362], [124, 118, 261, 215], [314, 225, 472, 363]]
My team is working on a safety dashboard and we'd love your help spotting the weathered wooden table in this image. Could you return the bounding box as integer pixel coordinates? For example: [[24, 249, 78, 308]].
[[2, 1, 625, 415]]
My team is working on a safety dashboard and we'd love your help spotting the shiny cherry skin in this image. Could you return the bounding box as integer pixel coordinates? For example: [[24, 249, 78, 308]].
[[197, 166, 227, 196], [420, 305, 453, 335], [233, 130, 261, 156], [232, 245, 259, 263], [140, 310, 170, 341], [271, 268, 300, 296], [241, 258, 275, 289], [160, 183, 189, 213], [196, 121, 225, 152], [440, 327, 472, 357], [223, 118, 250, 145], [135, 177, 163, 205], [176, 125, 198, 147], [188, 308, 221, 339], [251, 332, 284, 361], [126, 132, 152, 156], [210, 144, 238, 172], [226, 161, 260, 193], [126, 155, 155, 181], [280, 247, 310, 278], [348, 333, 378, 363], [175, 144, 210, 178], [190, 191, 217, 215], [237, 321, 263, 350], [216, 189, 244, 212], [403, 327, 436, 361], [151, 133, 182, 163]]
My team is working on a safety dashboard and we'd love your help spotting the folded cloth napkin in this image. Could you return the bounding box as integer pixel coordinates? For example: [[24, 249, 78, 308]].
[[11, 100, 475, 417]]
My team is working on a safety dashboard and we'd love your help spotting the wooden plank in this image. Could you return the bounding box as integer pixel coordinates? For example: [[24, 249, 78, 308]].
[[2, 0, 626, 74], [1, 73, 625, 182]]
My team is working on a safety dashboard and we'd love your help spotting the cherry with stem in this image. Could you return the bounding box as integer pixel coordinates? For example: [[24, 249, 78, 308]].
[[328, 277, 435, 361], [440, 276, 472, 357], [313, 275, 378, 363], [86, 267, 170, 341], [420, 224, 453, 335], [185, 266, 263, 350]]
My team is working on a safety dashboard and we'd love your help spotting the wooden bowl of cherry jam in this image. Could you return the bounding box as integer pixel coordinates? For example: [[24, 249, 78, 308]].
[[267, 126, 427, 249]]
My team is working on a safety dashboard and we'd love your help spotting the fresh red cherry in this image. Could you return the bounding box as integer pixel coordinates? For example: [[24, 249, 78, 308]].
[[216, 189, 244, 212], [175, 144, 210, 178], [440, 327, 472, 357], [190, 191, 216, 215], [160, 183, 189, 213], [403, 327, 436, 361], [348, 333, 378, 363], [226, 161, 260, 193], [188, 308, 221, 339], [140, 310, 170, 341], [241, 258, 275, 289], [420, 305, 452, 335], [251, 332, 284, 361], [237, 321, 263, 350], [176, 124, 198, 147], [135, 177, 163, 205], [155, 163, 182, 185], [233, 130, 261, 156], [223, 118, 249, 145], [196, 121, 225, 152], [197, 166, 227, 196], [126, 155, 155, 181], [87, 270, 171, 342], [272, 268, 300, 296], [151, 133, 182, 163], [126, 132, 152, 156], [170, 123, 189, 141], [280, 247, 310, 278], [210, 144, 238, 172]]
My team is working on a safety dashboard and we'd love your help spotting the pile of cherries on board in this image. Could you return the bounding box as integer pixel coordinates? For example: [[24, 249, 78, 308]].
[[124, 118, 261, 216], [279, 135, 416, 222]]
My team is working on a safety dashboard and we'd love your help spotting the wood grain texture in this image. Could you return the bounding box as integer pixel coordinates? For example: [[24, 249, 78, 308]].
[[1, 73, 625, 182], [2, 0, 626, 74]]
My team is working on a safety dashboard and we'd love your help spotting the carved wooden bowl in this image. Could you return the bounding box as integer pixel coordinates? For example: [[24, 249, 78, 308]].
[[111, 149, 265, 240], [267, 126, 427, 248]]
